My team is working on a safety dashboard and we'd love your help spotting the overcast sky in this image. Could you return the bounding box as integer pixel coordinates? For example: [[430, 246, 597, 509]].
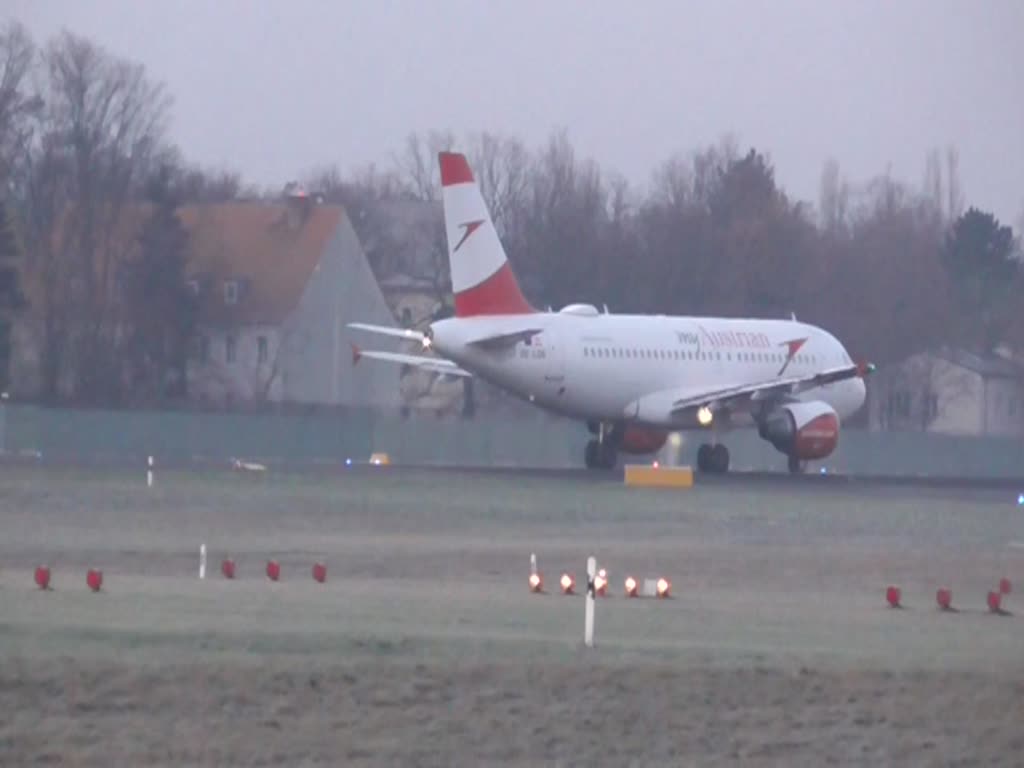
[[7, 0, 1024, 226]]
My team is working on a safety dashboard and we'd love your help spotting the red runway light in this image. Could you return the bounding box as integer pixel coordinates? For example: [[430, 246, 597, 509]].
[[266, 560, 280, 582], [987, 590, 1004, 613], [885, 586, 901, 608], [34, 565, 51, 590], [221, 558, 236, 579], [999, 577, 1012, 595], [560, 572, 574, 594], [656, 577, 671, 598], [528, 571, 543, 593], [936, 588, 953, 611], [594, 569, 608, 596], [312, 562, 327, 583], [86, 568, 103, 592]]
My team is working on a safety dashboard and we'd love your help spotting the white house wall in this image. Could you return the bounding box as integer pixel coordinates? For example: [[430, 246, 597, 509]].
[[188, 326, 283, 403]]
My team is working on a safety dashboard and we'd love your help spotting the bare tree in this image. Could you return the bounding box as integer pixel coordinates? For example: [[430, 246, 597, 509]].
[[23, 30, 172, 403], [394, 130, 455, 201], [0, 20, 40, 184]]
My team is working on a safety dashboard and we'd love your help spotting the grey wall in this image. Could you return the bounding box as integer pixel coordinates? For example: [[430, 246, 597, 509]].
[[1, 403, 1022, 480], [280, 212, 402, 408]]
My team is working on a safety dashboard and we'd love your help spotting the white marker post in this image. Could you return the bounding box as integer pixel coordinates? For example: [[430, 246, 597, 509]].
[[146, 455, 154, 487], [584, 556, 596, 648], [530, 552, 537, 575], [199, 544, 207, 579]]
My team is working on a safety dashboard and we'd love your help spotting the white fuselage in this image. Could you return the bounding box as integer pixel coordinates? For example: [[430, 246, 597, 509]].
[[430, 308, 866, 431]]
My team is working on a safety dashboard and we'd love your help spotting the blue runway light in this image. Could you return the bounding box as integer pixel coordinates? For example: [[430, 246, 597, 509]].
[[345, 458, 353, 466], [1017, 493, 1023, 506]]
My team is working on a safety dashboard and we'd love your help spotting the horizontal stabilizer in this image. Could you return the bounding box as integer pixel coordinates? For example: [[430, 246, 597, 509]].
[[347, 322, 426, 343], [351, 347, 472, 378]]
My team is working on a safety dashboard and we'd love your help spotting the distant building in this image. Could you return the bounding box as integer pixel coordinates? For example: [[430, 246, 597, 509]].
[[182, 187, 402, 409], [869, 347, 1024, 436], [11, 188, 407, 408]]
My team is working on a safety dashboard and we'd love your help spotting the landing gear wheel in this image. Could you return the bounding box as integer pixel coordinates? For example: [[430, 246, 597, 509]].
[[788, 455, 806, 474], [697, 443, 729, 473], [584, 439, 616, 470], [711, 443, 730, 473], [697, 443, 711, 472]]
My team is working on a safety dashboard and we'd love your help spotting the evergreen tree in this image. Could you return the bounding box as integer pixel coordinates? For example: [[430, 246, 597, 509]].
[[127, 165, 197, 401]]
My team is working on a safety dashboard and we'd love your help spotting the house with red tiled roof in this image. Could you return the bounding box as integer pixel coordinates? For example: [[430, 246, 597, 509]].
[[181, 187, 401, 408]]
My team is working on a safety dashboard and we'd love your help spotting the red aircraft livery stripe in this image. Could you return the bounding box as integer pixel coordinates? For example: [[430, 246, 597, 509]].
[[440, 152, 474, 187], [454, 263, 535, 317]]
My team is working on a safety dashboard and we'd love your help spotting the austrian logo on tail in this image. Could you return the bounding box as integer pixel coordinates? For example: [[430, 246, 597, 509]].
[[453, 219, 485, 252], [777, 338, 808, 376]]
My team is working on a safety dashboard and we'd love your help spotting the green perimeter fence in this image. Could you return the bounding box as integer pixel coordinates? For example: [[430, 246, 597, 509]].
[[0, 403, 1022, 479]]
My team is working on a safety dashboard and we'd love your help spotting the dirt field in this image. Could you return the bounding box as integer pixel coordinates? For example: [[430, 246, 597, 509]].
[[1, 464, 1022, 766]]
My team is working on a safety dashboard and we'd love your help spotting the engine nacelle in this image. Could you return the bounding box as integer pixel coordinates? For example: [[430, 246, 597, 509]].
[[758, 401, 839, 460], [620, 426, 669, 455]]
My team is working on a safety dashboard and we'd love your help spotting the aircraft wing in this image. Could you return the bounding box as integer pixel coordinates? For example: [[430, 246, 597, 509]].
[[669, 361, 876, 415], [351, 346, 472, 378]]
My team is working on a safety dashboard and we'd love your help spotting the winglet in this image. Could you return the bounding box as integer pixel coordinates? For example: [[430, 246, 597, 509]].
[[351, 342, 362, 365]]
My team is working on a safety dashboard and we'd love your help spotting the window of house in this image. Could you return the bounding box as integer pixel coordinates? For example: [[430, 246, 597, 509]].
[[226, 335, 236, 363], [224, 280, 238, 305], [258, 336, 268, 365]]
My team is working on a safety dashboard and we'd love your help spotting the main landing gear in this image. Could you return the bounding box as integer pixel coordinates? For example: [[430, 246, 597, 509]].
[[584, 422, 619, 470], [696, 443, 730, 473], [787, 455, 806, 474]]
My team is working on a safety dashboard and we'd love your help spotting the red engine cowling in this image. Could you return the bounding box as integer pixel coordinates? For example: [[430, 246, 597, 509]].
[[758, 401, 839, 460], [620, 426, 669, 455]]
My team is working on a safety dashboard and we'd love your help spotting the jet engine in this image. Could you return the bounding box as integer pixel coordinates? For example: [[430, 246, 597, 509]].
[[620, 426, 669, 455], [758, 401, 839, 460]]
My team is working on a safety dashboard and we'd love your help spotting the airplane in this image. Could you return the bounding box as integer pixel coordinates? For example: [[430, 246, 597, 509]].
[[348, 151, 875, 473]]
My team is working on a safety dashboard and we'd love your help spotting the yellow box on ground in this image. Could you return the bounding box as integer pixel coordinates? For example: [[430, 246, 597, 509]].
[[623, 464, 694, 488]]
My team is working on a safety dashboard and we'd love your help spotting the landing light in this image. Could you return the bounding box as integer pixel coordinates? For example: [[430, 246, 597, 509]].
[[697, 406, 713, 426], [624, 576, 638, 597]]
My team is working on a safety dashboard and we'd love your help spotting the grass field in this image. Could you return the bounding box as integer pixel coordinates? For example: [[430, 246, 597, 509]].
[[1, 464, 1022, 765]]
